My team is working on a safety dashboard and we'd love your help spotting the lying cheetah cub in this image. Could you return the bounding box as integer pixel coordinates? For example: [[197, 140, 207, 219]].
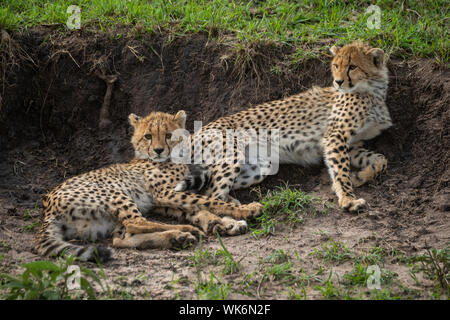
[[198, 41, 392, 212], [35, 111, 261, 262]]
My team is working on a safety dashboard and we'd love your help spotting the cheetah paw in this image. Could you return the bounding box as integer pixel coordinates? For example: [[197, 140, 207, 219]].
[[351, 173, 365, 188], [340, 197, 366, 213], [180, 225, 205, 240], [227, 196, 241, 205], [239, 202, 263, 219], [169, 231, 197, 248], [205, 217, 246, 236], [220, 217, 248, 236]]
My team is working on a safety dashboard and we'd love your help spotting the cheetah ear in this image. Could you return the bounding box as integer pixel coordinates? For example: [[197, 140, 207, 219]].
[[329, 45, 339, 56], [174, 110, 186, 128], [128, 113, 141, 128], [367, 48, 384, 68]]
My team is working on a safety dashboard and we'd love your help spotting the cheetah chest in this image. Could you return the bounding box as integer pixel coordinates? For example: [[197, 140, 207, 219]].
[[351, 106, 393, 143]]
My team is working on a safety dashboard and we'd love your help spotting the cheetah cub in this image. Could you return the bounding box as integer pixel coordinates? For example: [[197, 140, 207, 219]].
[[197, 41, 392, 213], [35, 111, 262, 262]]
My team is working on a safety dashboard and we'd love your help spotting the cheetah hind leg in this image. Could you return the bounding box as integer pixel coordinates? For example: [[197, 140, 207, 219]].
[[113, 230, 197, 249], [349, 143, 388, 187], [123, 218, 204, 240]]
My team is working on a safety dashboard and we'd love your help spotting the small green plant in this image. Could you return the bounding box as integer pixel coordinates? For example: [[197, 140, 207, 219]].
[[264, 249, 290, 264], [343, 263, 368, 286], [408, 245, 449, 298], [267, 262, 295, 283], [23, 202, 39, 221], [316, 279, 339, 299], [311, 238, 353, 264], [190, 242, 216, 270], [250, 184, 329, 237], [354, 246, 386, 266], [287, 285, 307, 300], [343, 263, 397, 287], [21, 202, 41, 232], [238, 271, 258, 298], [367, 288, 402, 300], [195, 271, 229, 300], [21, 220, 41, 233], [165, 273, 187, 300], [1, 241, 9, 251], [314, 274, 349, 300], [215, 232, 240, 275], [259, 249, 300, 287], [0, 255, 105, 300]]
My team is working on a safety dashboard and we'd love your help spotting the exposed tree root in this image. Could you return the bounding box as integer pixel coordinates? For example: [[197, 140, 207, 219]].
[[96, 71, 118, 129]]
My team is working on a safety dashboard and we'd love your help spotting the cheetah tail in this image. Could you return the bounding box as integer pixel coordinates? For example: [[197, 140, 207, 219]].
[[174, 164, 211, 192], [34, 222, 111, 263]]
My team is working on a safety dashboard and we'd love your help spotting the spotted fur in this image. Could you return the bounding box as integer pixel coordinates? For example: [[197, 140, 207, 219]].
[[34, 111, 262, 262], [140, 42, 392, 213]]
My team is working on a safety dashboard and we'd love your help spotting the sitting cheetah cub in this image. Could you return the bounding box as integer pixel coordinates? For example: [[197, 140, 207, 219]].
[[197, 41, 392, 212], [34, 111, 261, 262]]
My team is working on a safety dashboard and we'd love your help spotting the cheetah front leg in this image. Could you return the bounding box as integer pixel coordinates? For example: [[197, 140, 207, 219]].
[[323, 130, 366, 213], [349, 142, 387, 187], [124, 219, 204, 239], [111, 196, 202, 240], [152, 207, 248, 236], [189, 210, 248, 236], [205, 161, 244, 204], [151, 187, 262, 220], [200, 137, 248, 204]]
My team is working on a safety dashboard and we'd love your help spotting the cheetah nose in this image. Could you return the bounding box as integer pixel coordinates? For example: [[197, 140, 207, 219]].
[[335, 79, 344, 86], [154, 148, 164, 155]]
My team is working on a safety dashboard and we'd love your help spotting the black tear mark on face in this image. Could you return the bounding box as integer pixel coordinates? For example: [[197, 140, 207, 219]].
[[347, 55, 353, 88], [373, 56, 379, 68]]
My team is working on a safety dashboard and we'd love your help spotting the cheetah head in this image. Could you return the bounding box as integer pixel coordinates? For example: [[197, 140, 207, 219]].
[[329, 41, 388, 94], [128, 110, 187, 162]]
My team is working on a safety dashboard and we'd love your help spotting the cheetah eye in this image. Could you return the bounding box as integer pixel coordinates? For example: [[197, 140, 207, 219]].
[[349, 65, 357, 71], [333, 64, 338, 69], [165, 133, 172, 140], [144, 134, 152, 140]]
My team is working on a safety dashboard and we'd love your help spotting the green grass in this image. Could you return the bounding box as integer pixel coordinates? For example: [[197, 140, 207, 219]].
[[0, 255, 105, 299], [20, 220, 41, 233], [315, 278, 350, 300], [311, 238, 353, 264], [189, 233, 240, 275], [343, 263, 397, 287], [264, 249, 290, 264], [185, 243, 447, 299], [20, 203, 41, 233], [0, 0, 448, 63], [195, 270, 230, 300], [250, 184, 330, 237], [353, 246, 386, 266], [215, 232, 241, 275], [406, 244, 449, 298]]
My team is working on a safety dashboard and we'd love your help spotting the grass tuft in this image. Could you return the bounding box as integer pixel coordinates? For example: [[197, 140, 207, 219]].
[[250, 184, 331, 237]]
